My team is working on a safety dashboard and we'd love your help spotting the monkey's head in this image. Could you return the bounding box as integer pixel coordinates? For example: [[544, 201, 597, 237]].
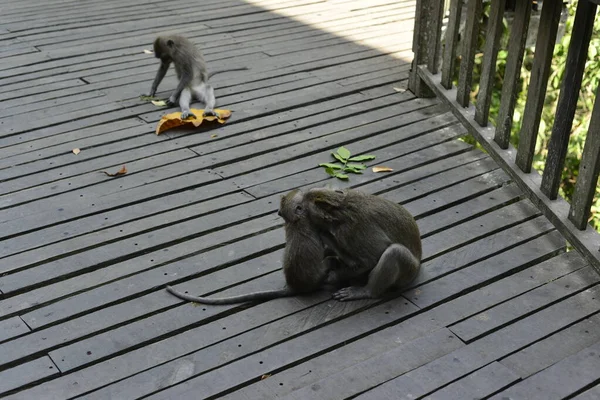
[[303, 188, 346, 226], [278, 189, 306, 223], [153, 36, 176, 61]]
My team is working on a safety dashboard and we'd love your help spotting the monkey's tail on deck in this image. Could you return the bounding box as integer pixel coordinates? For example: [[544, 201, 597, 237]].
[[165, 285, 293, 305], [207, 67, 249, 80]]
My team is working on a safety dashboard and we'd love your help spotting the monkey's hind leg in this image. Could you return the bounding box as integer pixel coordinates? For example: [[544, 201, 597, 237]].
[[178, 88, 196, 119], [332, 244, 419, 301], [192, 82, 217, 118]]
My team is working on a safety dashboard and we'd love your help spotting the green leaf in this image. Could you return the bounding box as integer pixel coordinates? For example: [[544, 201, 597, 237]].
[[346, 163, 367, 170], [325, 167, 337, 177], [332, 152, 346, 163], [319, 163, 342, 169], [343, 166, 364, 174], [336, 146, 351, 160], [348, 154, 376, 162], [334, 173, 349, 180]]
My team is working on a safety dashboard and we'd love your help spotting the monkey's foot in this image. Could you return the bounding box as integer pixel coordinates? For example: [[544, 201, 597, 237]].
[[180, 111, 196, 119], [166, 98, 176, 106], [202, 110, 218, 117], [332, 286, 372, 301]]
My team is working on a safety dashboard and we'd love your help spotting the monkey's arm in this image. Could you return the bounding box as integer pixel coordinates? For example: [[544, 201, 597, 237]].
[[166, 285, 294, 305], [167, 65, 194, 105], [149, 60, 170, 97]]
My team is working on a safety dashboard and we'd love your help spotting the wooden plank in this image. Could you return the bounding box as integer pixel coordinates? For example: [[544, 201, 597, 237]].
[[354, 283, 600, 400], [419, 199, 541, 262], [0, 195, 269, 295], [450, 256, 593, 342], [515, 0, 563, 172], [501, 312, 600, 379], [227, 247, 581, 400], [0, 317, 29, 343], [246, 141, 478, 199], [569, 82, 600, 229], [0, 231, 284, 369], [456, 0, 482, 107], [76, 226, 563, 399], [421, 362, 519, 400], [572, 384, 600, 400], [407, 227, 564, 308], [0, 357, 57, 396], [490, 338, 600, 399], [216, 115, 461, 189], [440, 0, 462, 89], [0, 193, 252, 318], [494, 0, 531, 148], [474, 0, 505, 126], [541, 0, 597, 199]]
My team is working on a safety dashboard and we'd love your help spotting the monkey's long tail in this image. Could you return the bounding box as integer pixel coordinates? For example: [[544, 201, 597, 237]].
[[207, 67, 249, 80], [165, 285, 293, 305]]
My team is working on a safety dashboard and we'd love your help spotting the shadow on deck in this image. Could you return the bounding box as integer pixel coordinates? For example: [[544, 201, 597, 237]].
[[0, 0, 599, 398]]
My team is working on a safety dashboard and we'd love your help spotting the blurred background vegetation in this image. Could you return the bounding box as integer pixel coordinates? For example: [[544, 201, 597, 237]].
[[454, 1, 600, 231]]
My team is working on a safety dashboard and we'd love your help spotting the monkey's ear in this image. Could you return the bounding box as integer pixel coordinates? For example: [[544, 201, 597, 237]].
[[167, 39, 174, 47]]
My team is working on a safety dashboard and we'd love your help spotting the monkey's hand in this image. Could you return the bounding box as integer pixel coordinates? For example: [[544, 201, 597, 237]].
[[180, 111, 196, 120], [166, 97, 177, 106], [332, 286, 372, 301]]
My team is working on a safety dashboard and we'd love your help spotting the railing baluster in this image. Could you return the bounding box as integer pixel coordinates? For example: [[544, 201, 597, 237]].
[[569, 84, 600, 230], [474, 0, 506, 126], [427, 0, 446, 74], [494, 0, 531, 148], [410, 0, 436, 97], [456, 0, 482, 107], [515, 0, 563, 173], [441, 0, 462, 89], [541, 0, 598, 200]]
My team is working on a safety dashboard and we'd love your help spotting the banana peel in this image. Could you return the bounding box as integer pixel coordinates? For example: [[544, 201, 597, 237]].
[[155, 109, 232, 135]]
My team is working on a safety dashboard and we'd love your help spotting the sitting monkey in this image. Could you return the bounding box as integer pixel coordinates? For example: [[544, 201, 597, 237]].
[[303, 187, 422, 301]]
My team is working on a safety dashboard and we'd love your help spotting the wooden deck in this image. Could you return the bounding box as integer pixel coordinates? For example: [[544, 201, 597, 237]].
[[1, 0, 600, 398]]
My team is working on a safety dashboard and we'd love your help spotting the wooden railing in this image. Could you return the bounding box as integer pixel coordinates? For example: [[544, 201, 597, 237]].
[[410, 0, 600, 270]]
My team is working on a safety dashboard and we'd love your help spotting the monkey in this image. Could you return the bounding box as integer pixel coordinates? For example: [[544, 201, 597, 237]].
[[302, 187, 422, 301], [165, 189, 343, 305], [147, 35, 248, 120]]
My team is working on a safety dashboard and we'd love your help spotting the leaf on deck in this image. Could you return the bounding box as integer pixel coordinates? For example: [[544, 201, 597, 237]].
[[155, 109, 232, 135], [101, 165, 128, 177]]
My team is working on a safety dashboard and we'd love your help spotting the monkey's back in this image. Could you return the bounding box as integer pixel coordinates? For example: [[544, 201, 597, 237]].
[[339, 191, 422, 266], [282, 221, 328, 293]]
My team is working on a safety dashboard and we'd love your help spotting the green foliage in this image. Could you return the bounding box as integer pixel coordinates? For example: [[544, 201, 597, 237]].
[[461, 2, 600, 230], [319, 147, 375, 180]]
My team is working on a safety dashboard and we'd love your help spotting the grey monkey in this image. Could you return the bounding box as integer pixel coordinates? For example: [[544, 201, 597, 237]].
[[303, 187, 422, 301], [165, 189, 342, 305], [148, 35, 248, 119]]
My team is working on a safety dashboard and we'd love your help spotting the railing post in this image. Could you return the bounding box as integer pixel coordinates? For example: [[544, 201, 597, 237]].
[[515, 0, 563, 173], [474, 0, 506, 126], [456, 0, 483, 107], [494, 0, 531, 148], [441, 0, 463, 89], [569, 83, 600, 230], [409, 0, 437, 98], [541, 0, 598, 200]]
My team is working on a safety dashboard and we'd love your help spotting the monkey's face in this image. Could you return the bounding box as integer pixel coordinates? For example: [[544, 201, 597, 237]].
[[153, 37, 173, 62]]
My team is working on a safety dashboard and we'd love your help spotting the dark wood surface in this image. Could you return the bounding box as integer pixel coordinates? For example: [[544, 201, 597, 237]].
[[0, 0, 599, 399]]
